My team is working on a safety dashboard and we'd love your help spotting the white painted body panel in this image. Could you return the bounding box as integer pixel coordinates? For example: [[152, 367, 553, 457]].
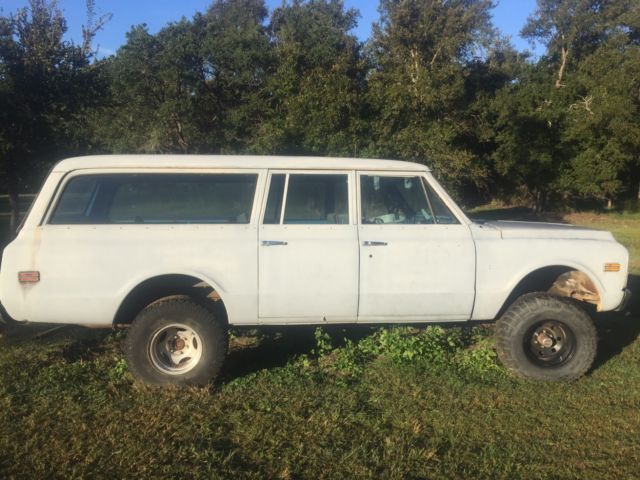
[[358, 223, 475, 321], [1, 165, 266, 326], [14, 225, 258, 326], [0, 155, 630, 327], [481, 220, 615, 240], [470, 222, 628, 317], [259, 224, 359, 322]]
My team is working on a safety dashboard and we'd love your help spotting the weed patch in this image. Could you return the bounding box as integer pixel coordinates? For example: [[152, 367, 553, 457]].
[[303, 325, 506, 382]]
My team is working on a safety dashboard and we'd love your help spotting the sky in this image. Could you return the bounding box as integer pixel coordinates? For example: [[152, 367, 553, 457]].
[[1, 0, 543, 58]]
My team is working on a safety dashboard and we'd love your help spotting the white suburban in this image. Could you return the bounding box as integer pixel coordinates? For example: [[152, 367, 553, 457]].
[[0, 155, 631, 385]]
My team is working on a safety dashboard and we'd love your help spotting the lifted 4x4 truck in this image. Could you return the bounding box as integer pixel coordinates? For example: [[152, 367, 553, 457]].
[[0, 155, 631, 386]]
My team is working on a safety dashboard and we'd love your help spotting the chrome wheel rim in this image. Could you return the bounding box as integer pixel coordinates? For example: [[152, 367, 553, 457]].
[[148, 324, 203, 375], [525, 320, 576, 367]]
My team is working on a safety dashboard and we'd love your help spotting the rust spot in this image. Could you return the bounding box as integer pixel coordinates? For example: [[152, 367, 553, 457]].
[[548, 271, 601, 308], [193, 281, 221, 302], [29, 226, 43, 270]]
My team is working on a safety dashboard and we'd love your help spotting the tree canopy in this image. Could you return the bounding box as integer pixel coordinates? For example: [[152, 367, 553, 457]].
[[1, 0, 639, 223]]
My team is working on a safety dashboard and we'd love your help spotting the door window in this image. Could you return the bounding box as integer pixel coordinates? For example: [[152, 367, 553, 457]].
[[263, 174, 349, 224], [360, 175, 459, 225], [360, 175, 434, 224]]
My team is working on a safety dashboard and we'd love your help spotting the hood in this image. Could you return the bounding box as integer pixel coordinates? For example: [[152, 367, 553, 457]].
[[476, 220, 615, 241]]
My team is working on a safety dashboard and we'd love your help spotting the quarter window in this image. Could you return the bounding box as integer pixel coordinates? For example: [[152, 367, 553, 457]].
[[50, 174, 258, 224], [50, 176, 99, 222], [422, 179, 459, 225]]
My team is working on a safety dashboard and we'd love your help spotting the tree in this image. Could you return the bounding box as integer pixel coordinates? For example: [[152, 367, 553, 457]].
[[521, 0, 611, 88], [516, 0, 640, 208], [561, 29, 640, 206], [201, 0, 271, 151], [255, 0, 367, 156], [463, 41, 530, 205], [97, 20, 212, 153], [487, 61, 569, 211], [99, 0, 271, 154], [0, 0, 107, 234], [366, 0, 495, 195]]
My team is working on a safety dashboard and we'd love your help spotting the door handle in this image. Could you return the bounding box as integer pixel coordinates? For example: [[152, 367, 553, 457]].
[[261, 240, 288, 246], [362, 241, 388, 247]]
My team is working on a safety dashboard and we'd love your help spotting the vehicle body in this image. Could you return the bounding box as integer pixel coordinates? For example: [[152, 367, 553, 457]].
[[0, 155, 631, 384]]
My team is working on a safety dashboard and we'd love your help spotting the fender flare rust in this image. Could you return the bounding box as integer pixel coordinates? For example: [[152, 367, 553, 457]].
[[499, 264, 604, 316]]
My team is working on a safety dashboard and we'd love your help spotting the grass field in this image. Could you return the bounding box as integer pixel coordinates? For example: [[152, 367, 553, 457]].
[[1, 209, 639, 479]]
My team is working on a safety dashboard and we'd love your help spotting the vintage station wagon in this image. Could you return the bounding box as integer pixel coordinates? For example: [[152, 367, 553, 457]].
[[0, 155, 630, 385]]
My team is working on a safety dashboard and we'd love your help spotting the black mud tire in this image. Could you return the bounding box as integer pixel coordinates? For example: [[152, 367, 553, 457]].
[[495, 293, 597, 381], [124, 298, 228, 387]]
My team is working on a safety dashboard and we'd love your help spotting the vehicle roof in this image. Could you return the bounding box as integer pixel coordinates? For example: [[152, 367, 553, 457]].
[[53, 155, 430, 173]]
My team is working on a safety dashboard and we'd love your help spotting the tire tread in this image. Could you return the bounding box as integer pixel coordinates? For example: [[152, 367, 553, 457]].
[[124, 298, 228, 386], [495, 293, 597, 381]]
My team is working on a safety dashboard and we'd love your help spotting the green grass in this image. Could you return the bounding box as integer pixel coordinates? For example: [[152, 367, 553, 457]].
[[1, 209, 639, 479]]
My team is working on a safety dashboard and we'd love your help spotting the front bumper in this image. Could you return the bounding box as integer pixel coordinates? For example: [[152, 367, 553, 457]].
[[615, 288, 632, 312]]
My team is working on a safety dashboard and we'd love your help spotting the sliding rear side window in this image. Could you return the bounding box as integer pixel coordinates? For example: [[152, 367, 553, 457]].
[[49, 173, 258, 225]]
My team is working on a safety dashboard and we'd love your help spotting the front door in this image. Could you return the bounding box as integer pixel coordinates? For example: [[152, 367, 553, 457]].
[[357, 172, 476, 322], [258, 171, 359, 323]]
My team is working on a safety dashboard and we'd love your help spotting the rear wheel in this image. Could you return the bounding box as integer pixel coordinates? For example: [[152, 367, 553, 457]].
[[124, 298, 227, 386], [495, 293, 597, 381]]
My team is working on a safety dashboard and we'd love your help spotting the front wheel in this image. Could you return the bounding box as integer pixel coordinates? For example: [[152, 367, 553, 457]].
[[495, 293, 597, 381], [124, 298, 228, 386]]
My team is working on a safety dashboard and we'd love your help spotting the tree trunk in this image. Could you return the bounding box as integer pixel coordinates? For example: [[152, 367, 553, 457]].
[[173, 116, 189, 152], [555, 45, 569, 88], [534, 189, 548, 213]]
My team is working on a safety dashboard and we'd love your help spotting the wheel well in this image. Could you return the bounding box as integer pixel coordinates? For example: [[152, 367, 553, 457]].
[[498, 266, 601, 318], [113, 274, 228, 327]]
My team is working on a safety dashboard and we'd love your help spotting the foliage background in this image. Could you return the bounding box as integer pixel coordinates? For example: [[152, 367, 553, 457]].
[[1, 0, 639, 228]]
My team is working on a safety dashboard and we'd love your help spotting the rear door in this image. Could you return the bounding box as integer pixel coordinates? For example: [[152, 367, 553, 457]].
[[357, 172, 475, 322], [258, 170, 359, 323]]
